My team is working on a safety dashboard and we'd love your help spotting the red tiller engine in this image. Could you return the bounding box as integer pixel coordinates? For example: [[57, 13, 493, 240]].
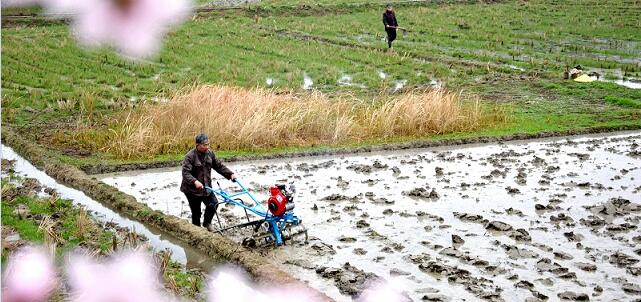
[[267, 184, 295, 216]]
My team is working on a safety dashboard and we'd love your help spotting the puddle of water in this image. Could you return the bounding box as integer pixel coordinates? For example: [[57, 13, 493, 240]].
[[508, 64, 525, 71], [585, 67, 641, 89], [337, 75, 367, 89], [98, 131, 641, 301], [4, 233, 21, 241], [393, 80, 407, 92], [611, 79, 641, 89], [337, 75, 352, 86], [591, 77, 641, 89], [303, 73, 313, 90], [1, 145, 216, 271], [266, 77, 274, 86], [354, 33, 371, 43], [150, 97, 170, 103]]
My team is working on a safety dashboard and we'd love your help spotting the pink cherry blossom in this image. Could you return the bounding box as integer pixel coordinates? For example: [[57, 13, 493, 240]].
[[71, 0, 191, 59], [66, 250, 170, 302], [207, 265, 324, 302], [2, 246, 58, 302], [3, 0, 191, 59], [357, 278, 411, 302]]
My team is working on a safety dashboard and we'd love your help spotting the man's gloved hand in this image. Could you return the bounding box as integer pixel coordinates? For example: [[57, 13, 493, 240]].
[[230, 174, 237, 182]]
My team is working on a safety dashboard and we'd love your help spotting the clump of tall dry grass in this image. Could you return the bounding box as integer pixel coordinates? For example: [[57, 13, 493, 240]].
[[104, 85, 504, 158], [75, 207, 94, 241]]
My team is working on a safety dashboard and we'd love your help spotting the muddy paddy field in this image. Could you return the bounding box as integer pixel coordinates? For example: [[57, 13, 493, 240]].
[[2, 0, 641, 300], [98, 132, 641, 301]]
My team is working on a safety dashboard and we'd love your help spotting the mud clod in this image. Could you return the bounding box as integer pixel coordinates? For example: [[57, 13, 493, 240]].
[[554, 251, 574, 260], [609, 252, 639, 268], [454, 212, 488, 224], [338, 236, 357, 243], [622, 283, 641, 294], [574, 262, 596, 272], [283, 259, 316, 270], [390, 268, 411, 276], [451, 234, 465, 245], [418, 261, 502, 300], [563, 231, 584, 242], [503, 244, 539, 259], [508, 228, 531, 241], [355, 220, 370, 228], [557, 291, 589, 301], [421, 294, 451, 301], [515, 280, 534, 289], [404, 187, 439, 200], [353, 248, 367, 255], [505, 186, 520, 194], [321, 194, 359, 202], [586, 197, 641, 216], [316, 263, 379, 297], [485, 221, 513, 232]]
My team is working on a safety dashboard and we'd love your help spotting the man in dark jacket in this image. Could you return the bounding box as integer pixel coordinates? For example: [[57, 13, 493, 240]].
[[383, 4, 398, 49], [181, 133, 236, 231]]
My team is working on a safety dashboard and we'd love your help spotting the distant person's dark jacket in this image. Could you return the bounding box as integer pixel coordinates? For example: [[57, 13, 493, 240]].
[[180, 148, 233, 196], [383, 11, 398, 30]]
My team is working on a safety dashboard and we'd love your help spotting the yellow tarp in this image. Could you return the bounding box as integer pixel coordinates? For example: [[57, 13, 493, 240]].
[[573, 74, 594, 83]]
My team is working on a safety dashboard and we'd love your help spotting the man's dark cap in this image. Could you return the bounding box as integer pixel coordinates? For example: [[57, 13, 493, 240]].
[[195, 133, 209, 144]]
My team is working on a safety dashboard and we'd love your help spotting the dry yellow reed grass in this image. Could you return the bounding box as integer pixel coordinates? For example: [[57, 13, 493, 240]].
[[103, 85, 503, 158], [38, 216, 64, 255], [75, 207, 94, 241]]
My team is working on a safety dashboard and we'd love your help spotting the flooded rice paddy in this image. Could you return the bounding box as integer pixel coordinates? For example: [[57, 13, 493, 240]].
[[99, 132, 641, 301]]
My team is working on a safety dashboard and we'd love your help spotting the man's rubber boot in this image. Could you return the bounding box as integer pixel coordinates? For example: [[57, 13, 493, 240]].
[[203, 223, 216, 232]]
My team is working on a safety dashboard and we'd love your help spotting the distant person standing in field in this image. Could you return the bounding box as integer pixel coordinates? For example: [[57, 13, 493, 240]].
[[383, 4, 399, 49]]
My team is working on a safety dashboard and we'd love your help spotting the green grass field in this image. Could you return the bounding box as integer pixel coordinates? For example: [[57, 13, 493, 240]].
[[2, 0, 640, 167]]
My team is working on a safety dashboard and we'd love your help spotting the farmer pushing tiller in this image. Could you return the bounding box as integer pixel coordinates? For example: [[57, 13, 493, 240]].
[[181, 133, 307, 247]]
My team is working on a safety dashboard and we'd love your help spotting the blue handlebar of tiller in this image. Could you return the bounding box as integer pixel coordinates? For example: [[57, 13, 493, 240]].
[[233, 179, 262, 205], [205, 178, 266, 214]]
